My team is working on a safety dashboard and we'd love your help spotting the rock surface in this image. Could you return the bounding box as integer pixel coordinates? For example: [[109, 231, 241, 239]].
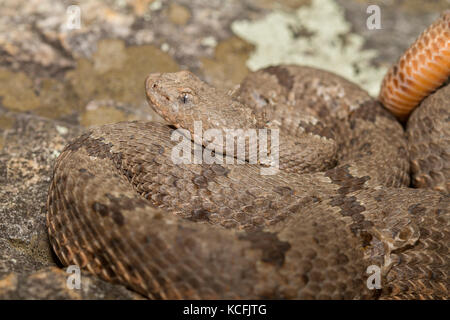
[[0, 267, 143, 299], [0, 0, 447, 299], [0, 112, 143, 299]]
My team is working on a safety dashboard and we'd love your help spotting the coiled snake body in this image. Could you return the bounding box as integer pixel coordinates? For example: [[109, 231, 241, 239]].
[[47, 13, 450, 299]]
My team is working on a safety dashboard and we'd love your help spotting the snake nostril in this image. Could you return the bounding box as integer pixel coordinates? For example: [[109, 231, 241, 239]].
[[146, 73, 162, 90]]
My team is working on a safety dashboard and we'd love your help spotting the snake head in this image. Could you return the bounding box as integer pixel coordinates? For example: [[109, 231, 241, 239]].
[[146, 71, 199, 120], [145, 71, 259, 134], [145, 71, 216, 130]]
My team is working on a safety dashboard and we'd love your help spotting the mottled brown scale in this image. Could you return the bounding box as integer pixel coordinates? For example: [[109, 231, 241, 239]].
[[46, 62, 449, 300], [407, 83, 450, 193]]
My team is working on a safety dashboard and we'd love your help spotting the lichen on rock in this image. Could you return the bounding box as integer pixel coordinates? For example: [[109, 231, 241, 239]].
[[232, 0, 387, 96]]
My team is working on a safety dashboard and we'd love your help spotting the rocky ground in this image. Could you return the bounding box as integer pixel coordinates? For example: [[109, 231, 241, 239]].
[[0, 0, 447, 299]]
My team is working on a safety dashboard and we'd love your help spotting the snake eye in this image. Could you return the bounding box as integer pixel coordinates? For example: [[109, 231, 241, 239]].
[[179, 89, 194, 104]]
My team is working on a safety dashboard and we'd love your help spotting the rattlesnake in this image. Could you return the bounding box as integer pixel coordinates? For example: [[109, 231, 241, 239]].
[[47, 12, 449, 299]]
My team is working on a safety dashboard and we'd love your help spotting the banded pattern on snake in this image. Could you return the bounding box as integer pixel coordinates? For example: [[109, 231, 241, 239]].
[[47, 12, 450, 299]]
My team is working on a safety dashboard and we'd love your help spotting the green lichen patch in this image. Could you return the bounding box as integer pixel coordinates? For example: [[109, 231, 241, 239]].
[[34, 78, 81, 120], [66, 39, 180, 109], [167, 3, 191, 26], [0, 39, 179, 125], [232, 0, 387, 96], [251, 0, 312, 9], [0, 114, 15, 130], [80, 103, 141, 127], [0, 113, 15, 149], [201, 36, 255, 90], [7, 234, 54, 266], [0, 69, 40, 112]]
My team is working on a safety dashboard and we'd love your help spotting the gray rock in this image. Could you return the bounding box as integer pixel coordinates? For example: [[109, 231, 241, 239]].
[[0, 267, 143, 299], [0, 112, 140, 299]]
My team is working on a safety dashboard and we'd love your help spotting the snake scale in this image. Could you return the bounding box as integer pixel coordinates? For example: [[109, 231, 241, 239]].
[[47, 12, 450, 299]]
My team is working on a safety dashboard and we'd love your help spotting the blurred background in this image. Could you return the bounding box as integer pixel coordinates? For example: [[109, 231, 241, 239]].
[[0, 0, 448, 130]]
